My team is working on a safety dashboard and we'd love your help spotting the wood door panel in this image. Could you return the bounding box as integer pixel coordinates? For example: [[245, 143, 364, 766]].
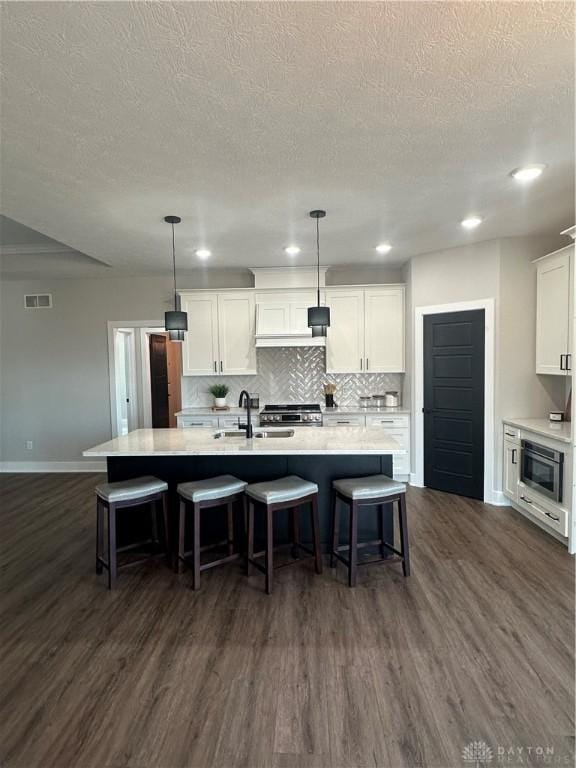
[[424, 309, 485, 500], [149, 333, 169, 428]]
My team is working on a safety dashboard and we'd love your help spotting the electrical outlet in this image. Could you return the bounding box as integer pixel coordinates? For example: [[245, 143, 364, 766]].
[[26, 441, 33, 450]]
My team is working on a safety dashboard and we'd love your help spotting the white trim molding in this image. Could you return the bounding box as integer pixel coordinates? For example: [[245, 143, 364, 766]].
[[0, 461, 106, 473], [413, 298, 497, 504]]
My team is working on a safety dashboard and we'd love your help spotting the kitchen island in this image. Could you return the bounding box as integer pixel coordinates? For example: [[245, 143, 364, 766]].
[[84, 427, 405, 549]]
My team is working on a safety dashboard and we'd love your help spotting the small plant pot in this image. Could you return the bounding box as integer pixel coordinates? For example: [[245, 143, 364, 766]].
[[214, 397, 227, 408]]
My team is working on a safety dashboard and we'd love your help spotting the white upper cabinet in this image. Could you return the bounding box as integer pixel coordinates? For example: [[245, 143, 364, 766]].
[[325, 289, 365, 373], [325, 286, 405, 373], [536, 246, 574, 376], [180, 291, 256, 376], [364, 287, 405, 373], [218, 292, 257, 375], [180, 293, 219, 376]]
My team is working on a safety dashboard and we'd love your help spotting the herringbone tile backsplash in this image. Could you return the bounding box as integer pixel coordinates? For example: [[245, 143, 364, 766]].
[[182, 347, 404, 407]]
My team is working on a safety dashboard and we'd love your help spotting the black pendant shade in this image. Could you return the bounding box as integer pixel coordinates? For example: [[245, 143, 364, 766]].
[[164, 215, 187, 342], [308, 209, 329, 337]]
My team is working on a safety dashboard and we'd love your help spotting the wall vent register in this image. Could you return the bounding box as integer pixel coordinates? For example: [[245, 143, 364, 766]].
[[24, 294, 52, 309]]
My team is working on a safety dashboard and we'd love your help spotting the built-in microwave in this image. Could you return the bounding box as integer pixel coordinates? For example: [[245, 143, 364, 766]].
[[520, 439, 564, 504]]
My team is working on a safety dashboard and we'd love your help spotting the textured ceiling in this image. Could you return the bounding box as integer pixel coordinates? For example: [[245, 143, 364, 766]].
[[0, 1, 574, 275]]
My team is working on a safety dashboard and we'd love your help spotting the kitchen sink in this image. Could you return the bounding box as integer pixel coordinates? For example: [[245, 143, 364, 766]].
[[213, 429, 294, 440]]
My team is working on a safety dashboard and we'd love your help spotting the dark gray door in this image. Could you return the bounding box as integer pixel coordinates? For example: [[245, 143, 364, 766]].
[[424, 310, 485, 500]]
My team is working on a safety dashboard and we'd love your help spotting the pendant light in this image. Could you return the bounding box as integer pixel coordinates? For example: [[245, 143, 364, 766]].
[[307, 209, 330, 337], [164, 215, 188, 342]]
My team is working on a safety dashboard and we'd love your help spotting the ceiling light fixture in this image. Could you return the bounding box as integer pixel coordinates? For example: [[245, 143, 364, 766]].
[[164, 215, 187, 342], [510, 164, 546, 182], [461, 216, 483, 230], [195, 248, 211, 259], [307, 210, 330, 338], [284, 245, 301, 256], [375, 243, 392, 254]]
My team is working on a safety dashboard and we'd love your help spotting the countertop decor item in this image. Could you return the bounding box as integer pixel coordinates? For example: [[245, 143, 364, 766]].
[[385, 391, 400, 407], [323, 383, 336, 408], [307, 209, 330, 337], [209, 383, 229, 409], [163, 215, 188, 342]]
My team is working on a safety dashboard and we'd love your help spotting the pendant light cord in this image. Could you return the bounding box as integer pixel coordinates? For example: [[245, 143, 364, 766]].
[[171, 222, 177, 310], [316, 215, 320, 305]]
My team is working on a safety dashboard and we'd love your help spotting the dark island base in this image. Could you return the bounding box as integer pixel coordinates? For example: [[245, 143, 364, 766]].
[[107, 454, 395, 553]]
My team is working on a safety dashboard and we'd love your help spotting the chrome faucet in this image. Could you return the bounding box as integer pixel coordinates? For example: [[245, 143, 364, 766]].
[[238, 390, 253, 438]]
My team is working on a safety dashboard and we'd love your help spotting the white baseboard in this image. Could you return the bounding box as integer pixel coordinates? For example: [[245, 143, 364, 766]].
[[0, 461, 106, 473], [409, 472, 423, 487], [488, 490, 509, 506]]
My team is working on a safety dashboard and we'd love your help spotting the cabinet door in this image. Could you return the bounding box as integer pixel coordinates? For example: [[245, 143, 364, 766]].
[[503, 438, 519, 502], [218, 293, 257, 375], [364, 287, 405, 372], [256, 303, 290, 335], [325, 290, 365, 373], [536, 250, 571, 375], [181, 294, 219, 376]]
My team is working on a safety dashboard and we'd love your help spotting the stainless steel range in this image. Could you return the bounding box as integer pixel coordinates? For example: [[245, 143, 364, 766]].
[[259, 403, 323, 427]]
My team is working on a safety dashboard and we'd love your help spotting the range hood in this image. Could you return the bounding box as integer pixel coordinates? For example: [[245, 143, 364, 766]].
[[252, 268, 328, 348]]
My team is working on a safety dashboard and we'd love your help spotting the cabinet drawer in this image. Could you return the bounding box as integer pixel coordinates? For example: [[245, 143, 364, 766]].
[[218, 416, 242, 428], [503, 424, 521, 443], [365, 415, 409, 429], [323, 414, 366, 427], [517, 489, 567, 536], [178, 416, 219, 428]]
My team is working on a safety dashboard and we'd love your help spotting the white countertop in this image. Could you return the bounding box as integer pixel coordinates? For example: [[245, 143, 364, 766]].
[[503, 418, 572, 444], [176, 406, 410, 417], [84, 427, 405, 457]]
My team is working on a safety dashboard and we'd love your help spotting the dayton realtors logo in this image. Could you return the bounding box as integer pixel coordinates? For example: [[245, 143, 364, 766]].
[[462, 741, 494, 766]]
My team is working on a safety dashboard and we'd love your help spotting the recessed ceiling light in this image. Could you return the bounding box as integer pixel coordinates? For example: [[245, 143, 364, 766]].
[[195, 248, 211, 259], [461, 216, 482, 230], [375, 243, 392, 254], [510, 164, 546, 182], [284, 245, 301, 256]]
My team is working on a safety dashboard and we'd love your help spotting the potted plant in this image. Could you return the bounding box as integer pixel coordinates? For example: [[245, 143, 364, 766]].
[[209, 383, 230, 409]]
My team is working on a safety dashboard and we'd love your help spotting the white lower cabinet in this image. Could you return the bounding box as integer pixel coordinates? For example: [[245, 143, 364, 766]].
[[324, 412, 410, 479], [177, 415, 220, 428], [516, 487, 567, 537]]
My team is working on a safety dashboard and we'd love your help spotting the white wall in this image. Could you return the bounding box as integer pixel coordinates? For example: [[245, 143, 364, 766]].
[[406, 235, 566, 497]]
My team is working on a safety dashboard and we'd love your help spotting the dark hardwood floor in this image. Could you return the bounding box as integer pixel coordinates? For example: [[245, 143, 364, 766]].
[[1, 473, 574, 768]]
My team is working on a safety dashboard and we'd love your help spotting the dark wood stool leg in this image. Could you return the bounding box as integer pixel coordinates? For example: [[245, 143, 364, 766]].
[[107, 503, 117, 590], [246, 499, 254, 576], [348, 500, 358, 588], [398, 494, 410, 577], [330, 490, 339, 568], [291, 505, 300, 559], [176, 499, 186, 574], [96, 498, 104, 574], [161, 492, 171, 566], [265, 504, 273, 595], [378, 503, 386, 559], [310, 495, 323, 574], [150, 499, 160, 552], [192, 502, 201, 591], [227, 500, 234, 557]]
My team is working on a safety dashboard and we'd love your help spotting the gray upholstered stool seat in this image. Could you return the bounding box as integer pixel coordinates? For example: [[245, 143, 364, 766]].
[[177, 475, 247, 503], [332, 474, 406, 501], [246, 475, 318, 505], [96, 475, 168, 503]]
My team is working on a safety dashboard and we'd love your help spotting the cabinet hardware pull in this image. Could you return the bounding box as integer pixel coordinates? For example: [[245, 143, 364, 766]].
[[545, 511, 560, 521], [360, 358, 363, 371], [512, 448, 517, 465], [567, 353, 572, 371], [214, 361, 217, 373], [505, 431, 515, 437], [366, 358, 369, 370], [520, 495, 533, 504], [337, 421, 351, 424], [560, 354, 565, 371], [220, 360, 223, 373]]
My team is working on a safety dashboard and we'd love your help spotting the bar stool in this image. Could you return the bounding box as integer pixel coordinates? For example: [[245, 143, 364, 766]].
[[245, 475, 322, 594], [176, 475, 247, 589], [330, 474, 410, 587], [95, 476, 169, 589]]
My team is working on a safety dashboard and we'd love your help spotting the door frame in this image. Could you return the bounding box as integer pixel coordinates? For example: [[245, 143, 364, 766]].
[[413, 299, 495, 503], [107, 320, 163, 436]]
